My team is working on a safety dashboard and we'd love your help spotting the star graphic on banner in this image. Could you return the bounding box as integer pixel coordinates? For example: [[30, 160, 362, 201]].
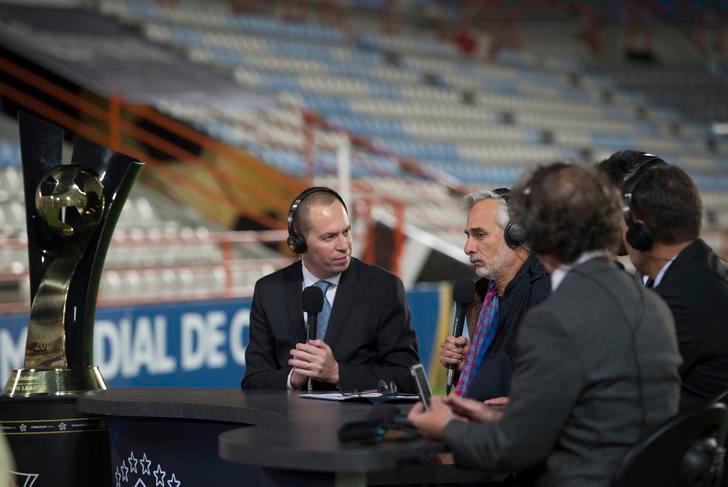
[[128, 451, 139, 473], [19, 424, 26, 432], [115, 468, 121, 487], [134, 479, 147, 487], [120, 460, 129, 482], [58, 422, 66, 431], [153, 464, 166, 486], [140, 453, 152, 475], [166, 473, 180, 487]]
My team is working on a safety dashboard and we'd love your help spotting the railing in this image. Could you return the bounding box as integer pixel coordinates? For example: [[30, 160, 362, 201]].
[[0, 230, 293, 314], [0, 42, 472, 281], [0, 53, 306, 230]]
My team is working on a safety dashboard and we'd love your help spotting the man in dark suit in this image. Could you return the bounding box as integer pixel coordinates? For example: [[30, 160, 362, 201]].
[[620, 161, 728, 411], [409, 164, 681, 487], [439, 188, 550, 403], [242, 187, 420, 392]]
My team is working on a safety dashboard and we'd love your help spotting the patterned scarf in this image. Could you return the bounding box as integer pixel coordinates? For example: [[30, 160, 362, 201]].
[[455, 280, 500, 396]]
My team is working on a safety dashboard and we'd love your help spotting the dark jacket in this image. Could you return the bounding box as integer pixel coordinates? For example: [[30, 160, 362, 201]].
[[444, 257, 681, 487], [654, 239, 728, 411], [460, 254, 551, 401], [241, 258, 421, 392]]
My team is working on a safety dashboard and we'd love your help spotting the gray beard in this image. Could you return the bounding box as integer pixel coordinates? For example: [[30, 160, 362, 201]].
[[475, 266, 500, 280], [474, 247, 515, 281]]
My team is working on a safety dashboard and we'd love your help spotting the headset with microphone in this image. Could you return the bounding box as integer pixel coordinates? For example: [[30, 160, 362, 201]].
[[622, 154, 668, 252], [286, 186, 347, 254]]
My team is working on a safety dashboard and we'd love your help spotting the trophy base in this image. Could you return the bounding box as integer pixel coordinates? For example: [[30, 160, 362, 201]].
[[3, 367, 107, 396]]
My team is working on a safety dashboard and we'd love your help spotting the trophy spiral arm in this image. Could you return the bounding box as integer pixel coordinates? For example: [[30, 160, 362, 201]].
[[4, 112, 143, 396]]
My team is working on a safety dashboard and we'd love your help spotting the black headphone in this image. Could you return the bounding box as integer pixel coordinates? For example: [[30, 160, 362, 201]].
[[287, 186, 347, 254], [492, 187, 527, 247], [622, 154, 667, 252]]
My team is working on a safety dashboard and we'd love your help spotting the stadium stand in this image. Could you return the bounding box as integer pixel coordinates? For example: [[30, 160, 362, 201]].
[[1, 0, 728, 306], [97, 0, 728, 223], [0, 115, 286, 308]]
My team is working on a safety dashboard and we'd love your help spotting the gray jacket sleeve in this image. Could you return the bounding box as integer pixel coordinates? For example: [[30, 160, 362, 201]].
[[442, 306, 582, 472]]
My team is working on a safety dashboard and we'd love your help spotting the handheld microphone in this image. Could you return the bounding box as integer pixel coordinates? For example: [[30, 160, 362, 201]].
[[301, 285, 324, 392], [302, 285, 324, 341], [446, 278, 476, 395]]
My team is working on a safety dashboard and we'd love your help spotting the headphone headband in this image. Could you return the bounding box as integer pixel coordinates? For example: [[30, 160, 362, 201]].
[[490, 187, 526, 247], [622, 153, 667, 252], [492, 187, 512, 202], [622, 154, 666, 202]]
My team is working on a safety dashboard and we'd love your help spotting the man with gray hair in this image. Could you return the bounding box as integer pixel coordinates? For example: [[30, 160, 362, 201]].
[[439, 188, 550, 403]]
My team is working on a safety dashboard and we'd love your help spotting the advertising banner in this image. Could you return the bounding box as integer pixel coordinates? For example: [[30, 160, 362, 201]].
[[0, 286, 451, 389]]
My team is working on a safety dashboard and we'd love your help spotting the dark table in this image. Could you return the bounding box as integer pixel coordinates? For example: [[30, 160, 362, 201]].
[[77, 389, 501, 486]]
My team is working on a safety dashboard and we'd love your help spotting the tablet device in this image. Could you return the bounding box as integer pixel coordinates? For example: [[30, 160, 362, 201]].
[[410, 363, 432, 410]]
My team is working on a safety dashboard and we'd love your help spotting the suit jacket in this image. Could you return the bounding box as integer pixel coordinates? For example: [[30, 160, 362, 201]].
[[443, 257, 681, 487], [461, 254, 550, 401], [654, 239, 728, 412], [241, 258, 420, 392]]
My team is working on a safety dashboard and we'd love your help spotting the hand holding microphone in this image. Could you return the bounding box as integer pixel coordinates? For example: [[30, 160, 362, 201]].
[[445, 278, 476, 395], [294, 285, 324, 391], [440, 336, 470, 370]]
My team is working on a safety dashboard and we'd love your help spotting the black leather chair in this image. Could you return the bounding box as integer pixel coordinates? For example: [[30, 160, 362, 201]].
[[714, 390, 728, 407], [711, 389, 728, 487], [612, 403, 728, 487]]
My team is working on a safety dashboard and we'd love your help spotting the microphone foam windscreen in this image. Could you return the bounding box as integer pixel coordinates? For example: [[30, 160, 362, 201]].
[[453, 278, 476, 305], [302, 285, 324, 313]]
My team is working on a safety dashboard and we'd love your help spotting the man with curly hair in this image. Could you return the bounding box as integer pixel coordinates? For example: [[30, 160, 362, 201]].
[[409, 163, 681, 487]]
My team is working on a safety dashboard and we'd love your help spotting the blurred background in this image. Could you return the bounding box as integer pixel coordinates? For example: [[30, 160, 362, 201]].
[[0, 0, 727, 391]]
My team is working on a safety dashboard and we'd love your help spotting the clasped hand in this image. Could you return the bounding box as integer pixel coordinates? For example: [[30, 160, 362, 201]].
[[289, 339, 339, 387]]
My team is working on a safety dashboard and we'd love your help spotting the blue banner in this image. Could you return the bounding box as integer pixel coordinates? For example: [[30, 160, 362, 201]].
[[0, 287, 448, 388]]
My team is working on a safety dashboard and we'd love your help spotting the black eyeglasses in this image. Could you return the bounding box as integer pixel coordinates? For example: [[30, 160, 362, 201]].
[[338, 380, 398, 398]]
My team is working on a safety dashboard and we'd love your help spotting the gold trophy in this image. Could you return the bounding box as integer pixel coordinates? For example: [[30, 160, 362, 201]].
[[3, 112, 143, 396]]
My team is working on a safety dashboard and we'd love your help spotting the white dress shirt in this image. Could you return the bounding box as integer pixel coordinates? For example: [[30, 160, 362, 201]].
[[550, 251, 609, 291], [642, 256, 677, 288], [301, 263, 341, 322]]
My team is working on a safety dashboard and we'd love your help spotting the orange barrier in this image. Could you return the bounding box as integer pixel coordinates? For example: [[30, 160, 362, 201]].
[[0, 50, 464, 279], [0, 230, 294, 313], [0, 54, 305, 230]]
